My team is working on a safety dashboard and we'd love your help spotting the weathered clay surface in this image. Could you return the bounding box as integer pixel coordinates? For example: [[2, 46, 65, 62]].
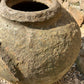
[[68, 7, 84, 27], [58, 0, 84, 27], [68, 0, 80, 4], [80, 0, 84, 11], [0, 0, 81, 84]]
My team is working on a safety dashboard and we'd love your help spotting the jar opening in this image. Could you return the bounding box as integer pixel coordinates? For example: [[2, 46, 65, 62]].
[[11, 1, 49, 12], [0, 0, 61, 22]]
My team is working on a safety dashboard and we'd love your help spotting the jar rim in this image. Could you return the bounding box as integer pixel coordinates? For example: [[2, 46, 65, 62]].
[[0, 0, 61, 22]]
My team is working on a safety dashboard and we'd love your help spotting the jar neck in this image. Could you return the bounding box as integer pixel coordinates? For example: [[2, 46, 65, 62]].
[[0, 0, 61, 22]]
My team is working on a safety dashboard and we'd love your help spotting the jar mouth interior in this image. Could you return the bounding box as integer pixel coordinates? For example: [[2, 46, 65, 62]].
[[6, 0, 51, 12], [8, 1, 49, 12], [11, 1, 49, 12]]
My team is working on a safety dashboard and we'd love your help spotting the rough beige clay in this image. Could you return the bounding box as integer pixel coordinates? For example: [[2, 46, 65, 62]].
[[0, 0, 81, 84]]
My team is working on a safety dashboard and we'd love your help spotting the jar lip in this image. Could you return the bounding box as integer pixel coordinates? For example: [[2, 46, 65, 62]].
[[0, 0, 61, 22]]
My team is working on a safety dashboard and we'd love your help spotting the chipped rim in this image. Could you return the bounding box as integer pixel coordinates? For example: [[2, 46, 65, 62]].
[[0, 0, 61, 22]]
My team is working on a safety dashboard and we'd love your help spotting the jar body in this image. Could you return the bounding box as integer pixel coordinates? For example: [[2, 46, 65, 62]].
[[0, 8, 81, 84]]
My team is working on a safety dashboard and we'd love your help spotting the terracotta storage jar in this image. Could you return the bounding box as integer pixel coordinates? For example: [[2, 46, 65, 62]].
[[0, 0, 81, 84]]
